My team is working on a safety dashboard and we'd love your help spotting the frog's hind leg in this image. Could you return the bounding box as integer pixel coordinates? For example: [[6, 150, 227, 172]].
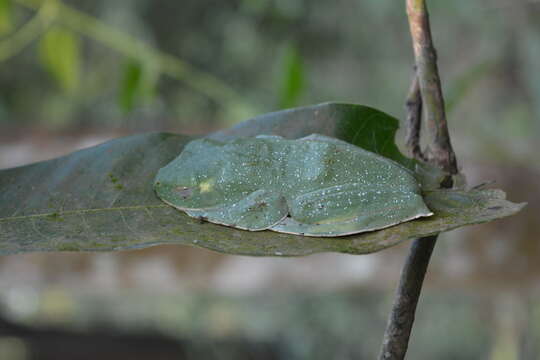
[[186, 190, 288, 231]]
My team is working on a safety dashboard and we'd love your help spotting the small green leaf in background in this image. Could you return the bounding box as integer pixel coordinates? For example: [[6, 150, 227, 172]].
[[277, 44, 305, 109], [39, 26, 81, 93], [119, 59, 143, 113], [0, 0, 12, 36], [118, 58, 159, 113]]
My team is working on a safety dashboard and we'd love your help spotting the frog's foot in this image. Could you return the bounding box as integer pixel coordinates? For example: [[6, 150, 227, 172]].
[[186, 189, 288, 231]]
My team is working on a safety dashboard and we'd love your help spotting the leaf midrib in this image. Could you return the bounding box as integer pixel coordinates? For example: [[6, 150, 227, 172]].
[[0, 204, 169, 222]]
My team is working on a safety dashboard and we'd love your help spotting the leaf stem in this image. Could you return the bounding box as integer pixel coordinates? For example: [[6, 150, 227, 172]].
[[378, 1, 459, 359]]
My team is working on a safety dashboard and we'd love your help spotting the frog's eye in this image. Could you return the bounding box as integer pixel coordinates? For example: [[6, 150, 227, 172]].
[[175, 186, 194, 199]]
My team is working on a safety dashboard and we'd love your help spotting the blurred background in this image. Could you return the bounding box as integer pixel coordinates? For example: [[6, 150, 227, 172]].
[[0, 0, 539, 359]]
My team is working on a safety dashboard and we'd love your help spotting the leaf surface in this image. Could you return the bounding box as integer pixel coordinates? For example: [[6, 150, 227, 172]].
[[0, 103, 524, 256]]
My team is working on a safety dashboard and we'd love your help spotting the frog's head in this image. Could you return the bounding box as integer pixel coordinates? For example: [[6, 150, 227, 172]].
[[154, 139, 225, 210], [154, 169, 225, 210]]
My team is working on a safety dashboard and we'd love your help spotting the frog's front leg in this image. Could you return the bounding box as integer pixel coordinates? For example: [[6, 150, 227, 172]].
[[186, 190, 288, 231]]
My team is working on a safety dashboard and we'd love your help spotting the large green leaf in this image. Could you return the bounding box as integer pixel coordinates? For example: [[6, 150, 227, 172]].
[[0, 103, 524, 256], [212, 102, 414, 169]]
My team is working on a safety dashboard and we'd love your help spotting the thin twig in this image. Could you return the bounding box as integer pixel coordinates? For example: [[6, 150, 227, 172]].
[[378, 1, 459, 359]]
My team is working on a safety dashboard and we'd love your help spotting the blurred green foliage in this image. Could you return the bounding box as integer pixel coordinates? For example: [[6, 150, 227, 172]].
[[0, 0, 537, 166], [39, 26, 80, 93], [119, 60, 144, 113], [0, 0, 13, 35], [117, 59, 160, 114], [277, 44, 305, 109]]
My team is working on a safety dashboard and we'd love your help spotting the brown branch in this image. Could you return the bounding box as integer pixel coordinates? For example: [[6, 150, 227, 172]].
[[378, 236, 437, 359], [405, 73, 426, 162], [378, 1, 459, 359], [407, 0, 458, 174]]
